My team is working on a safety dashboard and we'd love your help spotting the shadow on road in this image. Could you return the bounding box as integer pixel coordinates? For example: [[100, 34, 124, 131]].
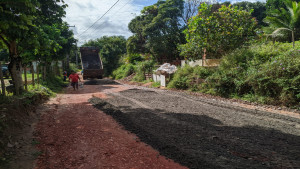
[[83, 79, 120, 85], [65, 79, 121, 94], [89, 97, 300, 169]]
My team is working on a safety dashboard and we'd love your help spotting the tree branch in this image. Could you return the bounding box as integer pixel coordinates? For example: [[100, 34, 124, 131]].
[[0, 33, 10, 48]]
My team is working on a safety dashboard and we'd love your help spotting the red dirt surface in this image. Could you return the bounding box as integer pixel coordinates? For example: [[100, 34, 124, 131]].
[[34, 83, 187, 169]]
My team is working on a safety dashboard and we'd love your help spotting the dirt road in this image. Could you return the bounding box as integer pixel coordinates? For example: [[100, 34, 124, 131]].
[[34, 79, 186, 169], [34, 79, 300, 169]]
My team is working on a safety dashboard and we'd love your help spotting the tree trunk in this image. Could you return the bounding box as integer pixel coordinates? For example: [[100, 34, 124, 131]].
[[0, 62, 6, 96], [31, 64, 35, 86], [37, 63, 40, 85], [292, 30, 295, 49], [56, 61, 60, 76], [8, 41, 23, 95], [43, 64, 46, 80], [66, 54, 70, 70], [24, 65, 28, 91], [76, 51, 78, 66], [62, 60, 65, 70]]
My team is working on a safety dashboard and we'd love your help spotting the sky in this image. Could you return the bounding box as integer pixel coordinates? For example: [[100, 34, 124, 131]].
[[63, 0, 266, 46]]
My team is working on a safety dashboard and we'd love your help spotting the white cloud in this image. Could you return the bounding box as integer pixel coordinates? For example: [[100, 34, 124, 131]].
[[63, 0, 266, 45], [63, 0, 144, 45]]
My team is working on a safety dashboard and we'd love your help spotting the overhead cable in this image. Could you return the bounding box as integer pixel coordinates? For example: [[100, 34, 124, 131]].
[[77, 0, 120, 38]]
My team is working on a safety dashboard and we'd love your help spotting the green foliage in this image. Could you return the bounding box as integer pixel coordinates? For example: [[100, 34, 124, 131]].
[[264, 0, 300, 47], [168, 65, 194, 89], [180, 3, 257, 60], [246, 51, 300, 106], [112, 63, 135, 80], [169, 41, 300, 107], [128, 0, 185, 62], [168, 65, 214, 90], [65, 63, 79, 75], [40, 75, 68, 93], [123, 53, 144, 64], [233, 1, 267, 27], [266, 0, 300, 14], [208, 42, 300, 106], [133, 60, 156, 82], [151, 81, 161, 88], [0, 0, 74, 95]]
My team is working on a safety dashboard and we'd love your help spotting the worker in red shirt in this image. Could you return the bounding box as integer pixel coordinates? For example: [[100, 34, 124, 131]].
[[69, 71, 81, 90]]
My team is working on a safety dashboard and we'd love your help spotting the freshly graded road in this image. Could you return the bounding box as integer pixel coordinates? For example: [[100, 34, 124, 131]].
[[36, 79, 300, 169]]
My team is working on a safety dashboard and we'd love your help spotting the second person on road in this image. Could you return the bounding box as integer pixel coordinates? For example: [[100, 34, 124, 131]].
[[69, 71, 81, 91]]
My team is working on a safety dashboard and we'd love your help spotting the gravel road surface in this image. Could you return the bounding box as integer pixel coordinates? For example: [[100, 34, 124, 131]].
[[89, 79, 300, 169]]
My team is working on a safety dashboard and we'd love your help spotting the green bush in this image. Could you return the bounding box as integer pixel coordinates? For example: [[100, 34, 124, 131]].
[[168, 65, 215, 90], [245, 51, 300, 106], [205, 41, 300, 106], [167, 65, 193, 89], [174, 41, 300, 107], [124, 53, 143, 64], [132, 60, 156, 82], [112, 63, 135, 80], [41, 75, 68, 93]]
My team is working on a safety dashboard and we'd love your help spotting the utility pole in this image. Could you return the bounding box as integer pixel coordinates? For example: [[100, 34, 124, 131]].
[[67, 25, 76, 69], [75, 43, 78, 66]]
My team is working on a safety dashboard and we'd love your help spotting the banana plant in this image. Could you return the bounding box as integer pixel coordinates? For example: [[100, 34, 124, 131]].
[[264, 0, 300, 48]]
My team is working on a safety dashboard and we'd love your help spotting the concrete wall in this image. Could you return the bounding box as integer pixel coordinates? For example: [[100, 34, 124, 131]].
[[153, 74, 166, 87]]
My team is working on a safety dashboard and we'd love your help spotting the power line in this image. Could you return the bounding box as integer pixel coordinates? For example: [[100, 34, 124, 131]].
[[79, 0, 132, 41], [77, 0, 120, 38], [79, 0, 133, 42]]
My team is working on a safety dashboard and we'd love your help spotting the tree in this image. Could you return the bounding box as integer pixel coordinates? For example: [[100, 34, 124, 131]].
[[264, 0, 300, 48], [266, 0, 300, 13], [233, 1, 267, 27], [182, 0, 216, 24], [0, 0, 68, 95], [0, 0, 38, 95], [128, 0, 186, 62], [180, 3, 257, 60]]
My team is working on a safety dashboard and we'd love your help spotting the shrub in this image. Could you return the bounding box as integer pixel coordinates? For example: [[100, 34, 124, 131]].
[[133, 60, 156, 82], [204, 41, 300, 106], [41, 75, 68, 93], [123, 53, 143, 64], [112, 63, 135, 80], [167, 65, 195, 90], [246, 50, 300, 106], [168, 65, 216, 90]]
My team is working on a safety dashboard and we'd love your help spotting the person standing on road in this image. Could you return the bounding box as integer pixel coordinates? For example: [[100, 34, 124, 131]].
[[63, 70, 67, 81], [69, 71, 81, 90]]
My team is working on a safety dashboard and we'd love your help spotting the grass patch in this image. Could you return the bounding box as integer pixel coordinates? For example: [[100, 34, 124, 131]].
[[151, 81, 161, 88]]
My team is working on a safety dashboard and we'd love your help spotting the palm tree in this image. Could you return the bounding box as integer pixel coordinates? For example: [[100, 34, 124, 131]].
[[264, 0, 300, 48]]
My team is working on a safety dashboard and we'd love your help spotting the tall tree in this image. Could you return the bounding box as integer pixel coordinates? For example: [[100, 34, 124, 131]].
[[0, 0, 68, 94], [182, 0, 215, 24], [264, 0, 300, 48], [0, 0, 38, 94], [180, 3, 257, 60], [233, 1, 267, 27], [128, 0, 186, 62], [266, 0, 300, 13]]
